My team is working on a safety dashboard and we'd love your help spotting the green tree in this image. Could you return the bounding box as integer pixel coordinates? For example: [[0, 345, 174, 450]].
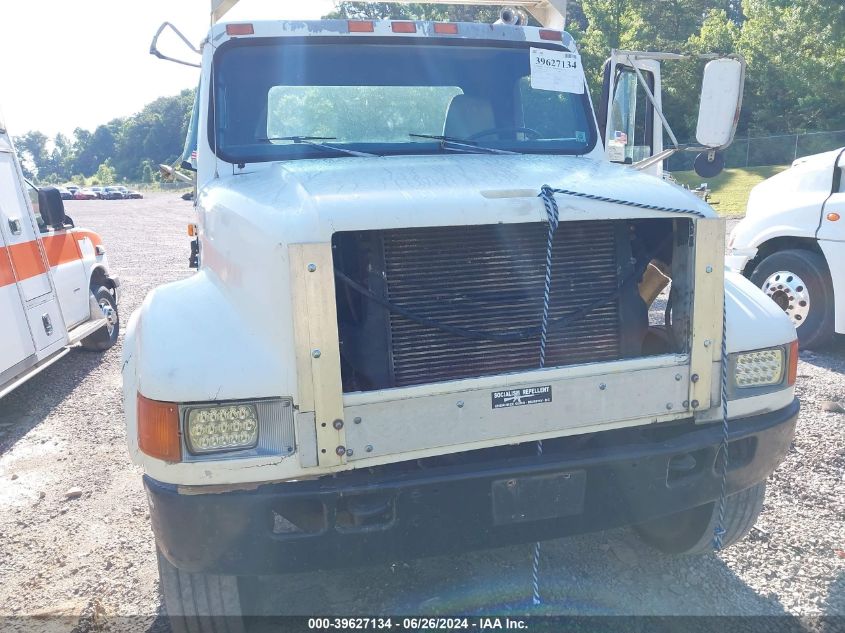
[[95, 162, 116, 185], [14, 130, 49, 179]]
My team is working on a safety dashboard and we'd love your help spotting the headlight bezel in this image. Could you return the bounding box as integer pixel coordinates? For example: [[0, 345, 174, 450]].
[[727, 343, 795, 400], [179, 398, 295, 461]]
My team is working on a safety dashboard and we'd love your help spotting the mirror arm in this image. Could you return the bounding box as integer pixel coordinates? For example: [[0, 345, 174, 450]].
[[631, 144, 720, 172], [624, 54, 679, 149], [632, 147, 681, 171], [150, 22, 202, 68]]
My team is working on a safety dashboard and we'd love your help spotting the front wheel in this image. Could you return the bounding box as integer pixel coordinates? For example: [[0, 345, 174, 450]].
[[749, 249, 835, 350], [634, 482, 766, 555], [156, 547, 245, 633], [80, 286, 119, 351]]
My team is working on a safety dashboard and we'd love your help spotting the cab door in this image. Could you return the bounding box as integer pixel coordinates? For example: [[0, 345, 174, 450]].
[[0, 148, 52, 300], [599, 53, 664, 176], [0, 215, 36, 377], [22, 180, 91, 327], [818, 150, 845, 244], [0, 134, 68, 353]]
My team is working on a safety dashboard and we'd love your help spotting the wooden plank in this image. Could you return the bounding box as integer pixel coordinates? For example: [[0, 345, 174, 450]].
[[689, 218, 725, 413], [288, 243, 346, 467]]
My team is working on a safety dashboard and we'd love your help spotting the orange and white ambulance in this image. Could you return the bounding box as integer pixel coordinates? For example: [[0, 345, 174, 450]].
[[0, 111, 120, 398]]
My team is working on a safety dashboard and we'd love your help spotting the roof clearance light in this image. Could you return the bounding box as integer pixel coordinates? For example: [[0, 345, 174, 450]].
[[392, 21, 417, 33], [434, 23, 459, 35], [226, 23, 254, 36], [348, 20, 375, 32], [539, 29, 563, 41]]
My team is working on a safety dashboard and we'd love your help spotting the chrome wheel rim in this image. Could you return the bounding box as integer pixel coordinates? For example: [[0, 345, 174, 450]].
[[762, 270, 810, 327], [99, 298, 118, 336]]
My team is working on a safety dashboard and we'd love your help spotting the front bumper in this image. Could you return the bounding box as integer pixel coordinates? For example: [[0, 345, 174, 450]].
[[725, 247, 757, 274], [148, 399, 799, 575]]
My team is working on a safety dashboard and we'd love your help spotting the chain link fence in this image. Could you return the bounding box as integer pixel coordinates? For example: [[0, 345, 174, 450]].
[[666, 129, 845, 172]]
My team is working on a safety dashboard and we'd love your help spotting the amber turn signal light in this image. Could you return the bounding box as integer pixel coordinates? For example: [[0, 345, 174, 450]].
[[787, 340, 799, 386], [827, 212, 841, 222], [138, 394, 181, 462]]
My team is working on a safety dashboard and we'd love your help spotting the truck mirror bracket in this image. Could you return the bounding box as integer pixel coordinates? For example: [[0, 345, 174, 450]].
[[150, 22, 202, 68]]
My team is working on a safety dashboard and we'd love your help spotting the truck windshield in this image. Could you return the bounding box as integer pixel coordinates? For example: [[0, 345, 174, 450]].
[[211, 38, 597, 162]]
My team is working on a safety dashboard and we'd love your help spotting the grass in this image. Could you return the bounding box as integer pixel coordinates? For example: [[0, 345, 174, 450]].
[[670, 165, 788, 216]]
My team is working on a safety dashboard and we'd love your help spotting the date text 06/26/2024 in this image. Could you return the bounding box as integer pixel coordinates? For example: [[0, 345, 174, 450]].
[[307, 617, 529, 630]]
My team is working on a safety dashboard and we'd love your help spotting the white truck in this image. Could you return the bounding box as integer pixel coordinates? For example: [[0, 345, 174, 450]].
[[0, 113, 120, 399], [727, 149, 845, 349], [127, 1, 799, 625]]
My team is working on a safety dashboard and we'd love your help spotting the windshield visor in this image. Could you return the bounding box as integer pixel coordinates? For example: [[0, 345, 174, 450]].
[[210, 37, 597, 162]]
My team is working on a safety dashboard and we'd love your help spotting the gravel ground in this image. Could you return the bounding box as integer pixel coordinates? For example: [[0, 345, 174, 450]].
[[0, 200, 843, 629]]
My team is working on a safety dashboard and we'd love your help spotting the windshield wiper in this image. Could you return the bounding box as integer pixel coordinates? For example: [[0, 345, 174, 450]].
[[261, 136, 379, 158], [409, 133, 519, 155]]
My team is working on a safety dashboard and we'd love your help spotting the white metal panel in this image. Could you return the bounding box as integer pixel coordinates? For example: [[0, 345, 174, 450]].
[[0, 282, 35, 372], [25, 297, 65, 352], [50, 257, 88, 327], [818, 240, 845, 334], [343, 362, 690, 461]]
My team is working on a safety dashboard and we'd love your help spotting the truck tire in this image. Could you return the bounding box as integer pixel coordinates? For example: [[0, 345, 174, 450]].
[[80, 286, 120, 351], [156, 547, 245, 633], [749, 249, 834, 349], [634, 482, 766, 555]]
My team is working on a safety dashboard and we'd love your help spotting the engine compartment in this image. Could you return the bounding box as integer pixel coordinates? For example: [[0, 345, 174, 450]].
[[332, 218, 692, 393]]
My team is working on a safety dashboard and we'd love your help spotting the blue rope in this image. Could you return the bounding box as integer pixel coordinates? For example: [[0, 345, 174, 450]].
[[530, 185, 561, 606], [713, 294, 730, 550], [533, 186, 732, 599]]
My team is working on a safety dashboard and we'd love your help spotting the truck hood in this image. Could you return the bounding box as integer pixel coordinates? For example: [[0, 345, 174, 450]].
[[205, 154, 714, 239], [731, 148, 844, 252]]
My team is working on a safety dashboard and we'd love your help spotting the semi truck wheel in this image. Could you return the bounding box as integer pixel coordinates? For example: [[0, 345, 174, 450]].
[[749, 249, 834, 349], [80, 286, 119, 351], [156, 547, 245, 633], [634, 482, 766, 555]]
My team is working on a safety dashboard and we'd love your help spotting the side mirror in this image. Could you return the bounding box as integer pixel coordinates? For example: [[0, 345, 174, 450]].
[[695, 58, 744, 149], [38, 187, 71, 230]]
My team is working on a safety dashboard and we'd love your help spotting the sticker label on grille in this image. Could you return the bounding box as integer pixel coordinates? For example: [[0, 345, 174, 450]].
[[491, 386, 552, 409]]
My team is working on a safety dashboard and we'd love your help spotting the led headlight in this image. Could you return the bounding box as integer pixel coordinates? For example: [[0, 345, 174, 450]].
[[734, 348, 784, 388], [185, 404, 259, 454]]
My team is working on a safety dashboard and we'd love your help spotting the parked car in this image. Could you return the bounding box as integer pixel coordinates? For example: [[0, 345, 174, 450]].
[[57, 187, 73, 200], [89, 186, 105, 199], [65, 184, 80, 195], [74, 188, 99, 200], [102, 186, 125, 200], [124, 189, 143, 199], [727, 148, 845, 348]]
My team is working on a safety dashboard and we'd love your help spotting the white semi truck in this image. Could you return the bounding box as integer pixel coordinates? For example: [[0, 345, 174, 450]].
[[126, 1, 799, 625], [0, 113, 120, 399], [728, 149, 845, 349]]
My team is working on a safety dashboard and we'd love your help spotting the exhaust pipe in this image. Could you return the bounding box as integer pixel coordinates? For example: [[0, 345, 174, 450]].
[[495, 7, 528, 26]]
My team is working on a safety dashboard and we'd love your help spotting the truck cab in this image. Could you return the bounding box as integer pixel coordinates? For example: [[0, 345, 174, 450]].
[[727, 148, 845, 349], [0, 112, 120, 398], [127, 1, 799, 625]]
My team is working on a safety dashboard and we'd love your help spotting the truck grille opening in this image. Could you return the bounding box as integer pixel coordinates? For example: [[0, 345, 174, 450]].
[[333, 219, 690, 392]]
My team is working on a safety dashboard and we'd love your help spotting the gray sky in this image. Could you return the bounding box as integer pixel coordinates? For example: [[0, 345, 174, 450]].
[[0, 0, 335, 138]]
